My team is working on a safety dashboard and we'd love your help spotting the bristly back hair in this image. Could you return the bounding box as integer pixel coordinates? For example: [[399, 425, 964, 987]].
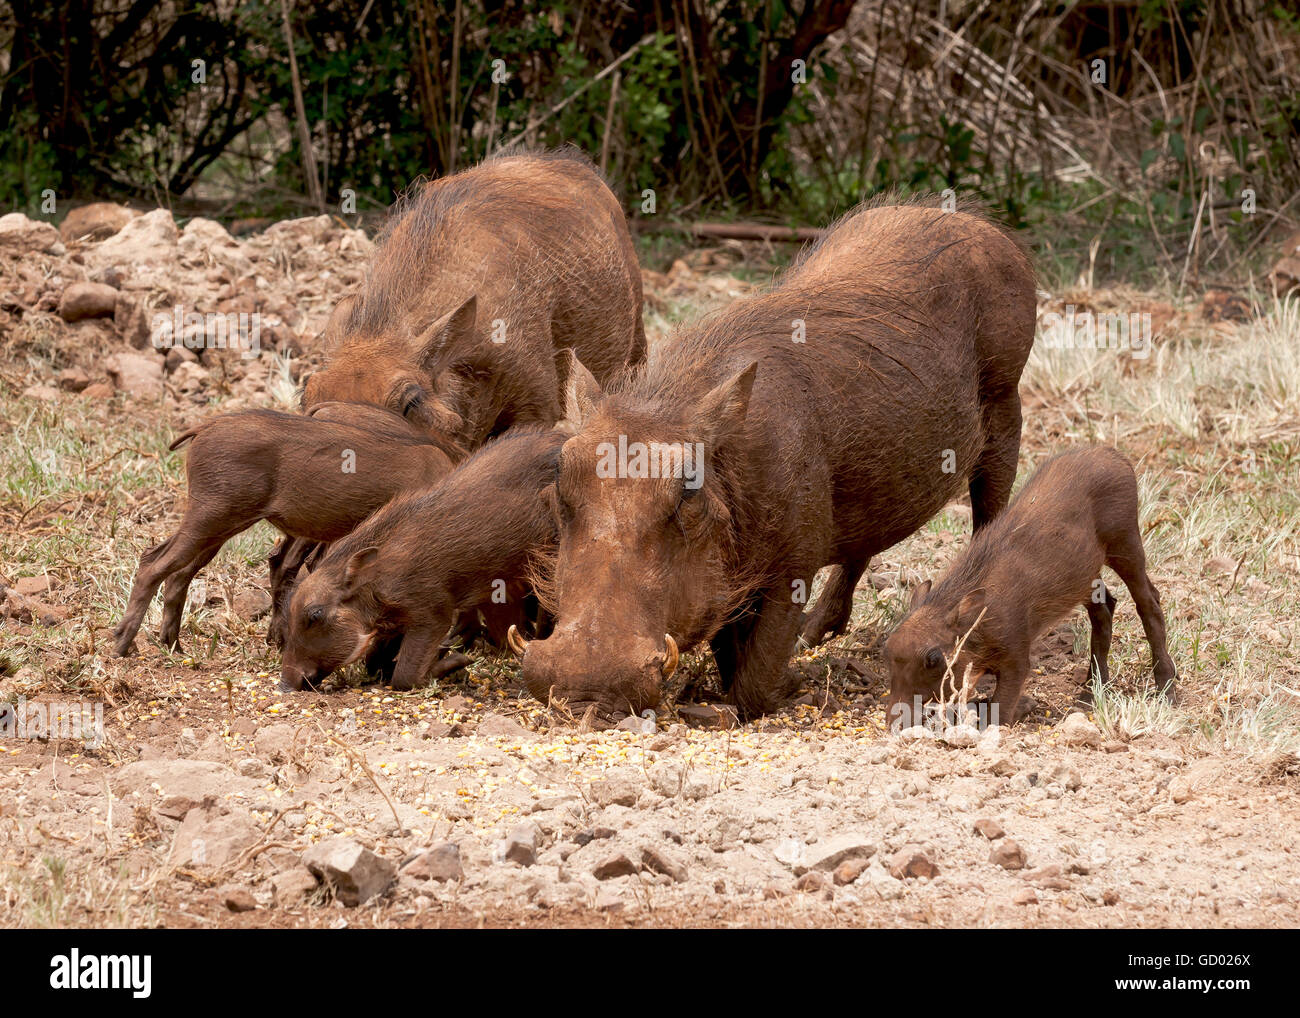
[[344, 148, 616, 338]]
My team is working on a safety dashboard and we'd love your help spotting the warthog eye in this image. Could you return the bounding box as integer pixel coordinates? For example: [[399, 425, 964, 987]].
[[923, 647, 945, 670], [400, 388, 424, 418], [307, 606, 325, 626]]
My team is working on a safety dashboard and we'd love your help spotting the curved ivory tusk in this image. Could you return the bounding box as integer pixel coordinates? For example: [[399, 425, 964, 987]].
[[662, 634, 678, 679], [506, 624, 529, 658]]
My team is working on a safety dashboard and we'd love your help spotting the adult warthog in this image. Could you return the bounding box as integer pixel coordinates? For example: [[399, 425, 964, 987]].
[[513, 198, 1037, 722]]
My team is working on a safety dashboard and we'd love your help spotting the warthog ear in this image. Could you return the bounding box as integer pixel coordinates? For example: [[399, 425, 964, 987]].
[[414, 295, 479, 372], [910, 579, 933, 610], [947, 589, 987, 632], [343, 547, 381, 595], [559, 348, 603, 429], [697, 361, 758, 444], [319, 294, 359, 351]]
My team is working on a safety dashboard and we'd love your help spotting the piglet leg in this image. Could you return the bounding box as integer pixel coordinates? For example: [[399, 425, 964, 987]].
[[1106, 541, 1178, 701], [991, 655, 1031, 726], [1082, 582, 1117, 698], [391, 619, 468, 690]]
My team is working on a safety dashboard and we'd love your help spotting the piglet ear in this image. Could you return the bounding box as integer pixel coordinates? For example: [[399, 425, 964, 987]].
[[909, 579, 933, 610], [947, 589, 987, 631], [319, 294, 359, 352], [557, 348, 603, 432], [696, 361, 757, 444], [415, 295, 479, 373], [343, 547, 381, 595]]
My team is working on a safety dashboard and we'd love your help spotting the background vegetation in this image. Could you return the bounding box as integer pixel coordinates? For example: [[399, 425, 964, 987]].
[[1, 0, 1297, 285]]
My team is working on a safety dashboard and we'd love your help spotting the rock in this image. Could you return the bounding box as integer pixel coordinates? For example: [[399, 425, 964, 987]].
[[676, 703, 738, 729], [170, 360, 209, 394], [650, 763, 683, 798], [301, 837, 396, 906], [888, 844, 938, 880], [92, 208, 177, 265], [1058, 711, 1102, 747], [990, 839, 1028, 871], [164, 345, 198, 373], [796, 834, 877, 875], [235, 758, 265, 778], [639, 844, 687, 883], [1169, 776, 1193, 804], [833, 857, 871, 885], [0, 212, 61, 253], [973, 818, 1005, 841], [81, 382, 114, 400], [156, 794, 200, 820], [504, 823, 539, 866], [591, 851, 639, 881], [897, 725, 936, 742], [977, 724, 1004, 752], [60, 202, 135, 242], [1102, 740, 1128, 754], [22, 384, 60, 401], [1013, 888, 1038, 906], [941, 724, 980, 747], [58, 281, 119, 322], [113, 758, 254, 801], [168, 804, 259, 868], [401, 843, 463, 882], [105, 351, 163, 399], [272, 867, 320, 906], [114, 294, 152, 348], [28, 600, 67, 626], [220, 885, 258, 912], [682, 776, 714, 801], [867, 862, 905, 900], [589, 778, 638, 808], [56, 367, 91, 392], [795, 871, 825, 893], [477, 713, 526, 738], [593, 888, 624, 913], [253, 724, 299, 764], [178, 217, 253, 276], [230, 587, 271, 621], [1043, 761, 1082, 791], [614, 714, 656, 735], [13, 575, 54, 597]]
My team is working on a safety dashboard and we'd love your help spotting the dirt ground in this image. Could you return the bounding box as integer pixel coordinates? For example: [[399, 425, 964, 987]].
[[2, 209, 1298, 928]]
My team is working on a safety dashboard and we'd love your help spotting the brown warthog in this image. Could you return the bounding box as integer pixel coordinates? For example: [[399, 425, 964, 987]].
[[885, 446, 1177, 728], [113, 406, 453, 657], [279, 427, 565, 692], [301, 149, 646, 447], [263, 400, 467, 648], [515, 198, 1036, 721]]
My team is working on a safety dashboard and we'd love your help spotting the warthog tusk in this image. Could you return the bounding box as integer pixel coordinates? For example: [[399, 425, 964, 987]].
[[662, 634, 678, 679], [506, 624, 529, 658]]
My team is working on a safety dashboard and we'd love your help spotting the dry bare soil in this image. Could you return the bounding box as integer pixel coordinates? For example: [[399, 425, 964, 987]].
[[2, 211, 1298, 928]]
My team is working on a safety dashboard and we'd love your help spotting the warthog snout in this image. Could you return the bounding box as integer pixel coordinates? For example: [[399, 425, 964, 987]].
[[516, 627, 680, 718]]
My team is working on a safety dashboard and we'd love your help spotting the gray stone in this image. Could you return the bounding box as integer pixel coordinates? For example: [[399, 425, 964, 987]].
[[401, 843, 463, 883], [504, 823, 540, 866], [301, 837, 396, 906], [794, 834, 877, 876]]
